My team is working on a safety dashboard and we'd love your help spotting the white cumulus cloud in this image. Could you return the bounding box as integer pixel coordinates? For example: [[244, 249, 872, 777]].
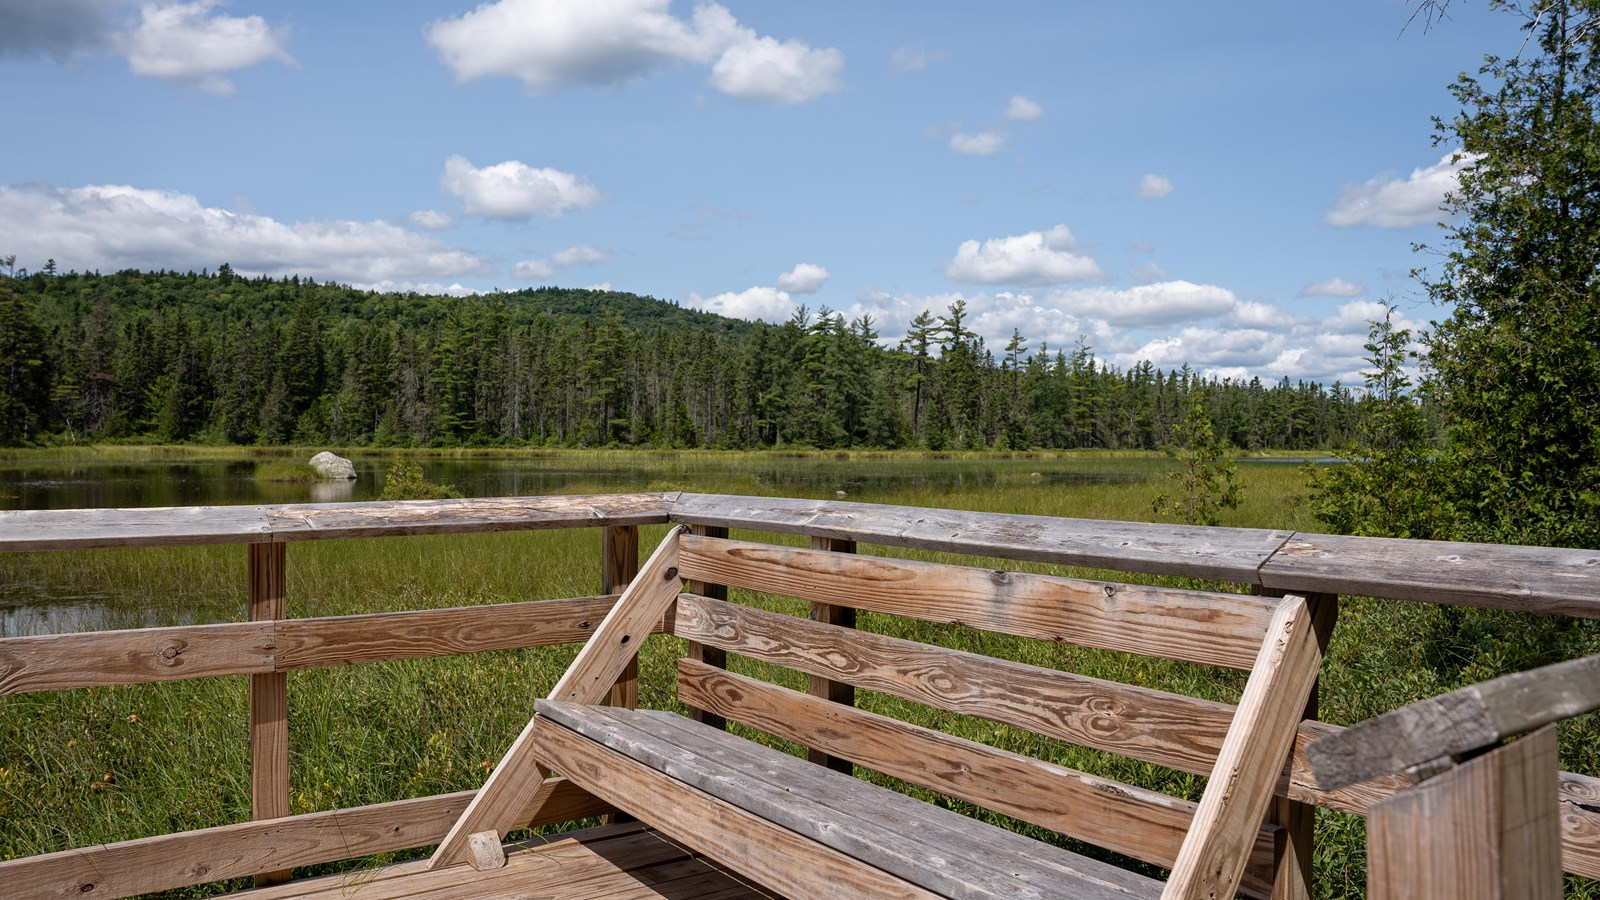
[[1005, 95, 1042, 121], [711, 35, 842, 103], [408, 209, 454, 230], [1299, 276, 1365, 298], [950, 129, 1006, 156], [1325, 151, 1478, 229], [122, 0, 293, 95], [0, 181, 485, 285], [776, 262, 829, 294], [1135, 174, 1173, 199], [425, 0, 840, 104], [513, 243, 609, 281], [440, 154, 599, 220], [945, 225, 1102, 286], [1044, 281, 1237, 327], [687, 285, 795, 323]]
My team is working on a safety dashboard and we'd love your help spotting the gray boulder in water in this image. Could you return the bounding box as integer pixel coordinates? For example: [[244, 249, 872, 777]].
[[308, 451, 357, 480]]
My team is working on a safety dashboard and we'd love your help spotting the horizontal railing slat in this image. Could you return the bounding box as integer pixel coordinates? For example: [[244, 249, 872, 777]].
[[678, 534, 1277, 670], [672, 592, 1235, 776], [676, 659, 1280, 899], [0, 493, 677, 552], [0, 595, 633, 694], [670, 492, 1291, 583], [0, 777, 609, 900]]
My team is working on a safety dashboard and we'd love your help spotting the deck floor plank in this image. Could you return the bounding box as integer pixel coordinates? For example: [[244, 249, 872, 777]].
[[222, 822, 767, 900]]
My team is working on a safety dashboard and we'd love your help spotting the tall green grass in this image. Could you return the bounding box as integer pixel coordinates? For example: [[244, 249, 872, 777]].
[[0, 456, 1594, 898]]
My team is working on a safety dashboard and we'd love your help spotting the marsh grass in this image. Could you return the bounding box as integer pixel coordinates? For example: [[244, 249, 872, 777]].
[[1, 455, 1596, 898]]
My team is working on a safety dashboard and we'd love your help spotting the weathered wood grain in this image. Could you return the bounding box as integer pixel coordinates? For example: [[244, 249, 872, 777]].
[[1260, 532, 1600, 619], [1165, 594, 1328, 900], [676, 659, 1280, 900], [0, 493, 677, 553], [806, 534, 858, 773], [669, 492, 1292, 582], [0, 777, 608, 900], [602, 524, 641, 711], [678, 534, 1278, 670], [1308, 652, 1600, 791], [428, 527, 685, 868], [673, 593, 1235, 776], [1261, 592, 1337, 900], [0, 596, 628, 694], [1367, 726, 1561, 900], [274, 595, 627, 670], [0, 622, 276, 694], [683, 524, 730, 730], [247, 541, 291, 886], [541, 701, 1163, 900], [534, 711, 945, 900]]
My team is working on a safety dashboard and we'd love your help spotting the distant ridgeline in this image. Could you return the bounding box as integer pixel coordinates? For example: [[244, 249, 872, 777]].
[[0, 267, 1360, 449]]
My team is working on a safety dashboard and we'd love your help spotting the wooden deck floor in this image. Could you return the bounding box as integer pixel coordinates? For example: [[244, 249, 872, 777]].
[[226, 822, 773, 900]]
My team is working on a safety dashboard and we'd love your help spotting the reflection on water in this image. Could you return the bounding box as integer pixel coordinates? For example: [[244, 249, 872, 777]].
[[0, 451, 1177, 637]]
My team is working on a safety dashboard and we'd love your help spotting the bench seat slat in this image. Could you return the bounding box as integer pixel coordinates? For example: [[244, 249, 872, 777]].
[[539, 700, 1163, 900]]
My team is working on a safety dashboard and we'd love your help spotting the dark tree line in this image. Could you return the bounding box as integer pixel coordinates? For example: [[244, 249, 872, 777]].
[[0, 265, 1364, 450]]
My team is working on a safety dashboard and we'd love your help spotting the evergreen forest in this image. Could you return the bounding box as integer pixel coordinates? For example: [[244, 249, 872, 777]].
[[0, 264, 1365, 451]]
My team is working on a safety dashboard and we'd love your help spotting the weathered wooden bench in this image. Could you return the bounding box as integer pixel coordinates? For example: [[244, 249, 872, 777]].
[[429, 526, 1334, 899]]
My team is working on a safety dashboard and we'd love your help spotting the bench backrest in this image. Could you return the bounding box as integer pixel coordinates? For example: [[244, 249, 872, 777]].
[[672, 533, 1329, 900]]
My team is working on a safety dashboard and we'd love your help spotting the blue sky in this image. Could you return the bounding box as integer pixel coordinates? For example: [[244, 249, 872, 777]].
[[0, 1, 1518, 383]]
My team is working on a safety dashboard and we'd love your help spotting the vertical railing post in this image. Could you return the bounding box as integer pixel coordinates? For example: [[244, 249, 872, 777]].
[[684, 524, 729, 730], [807, 535, 857, 774], [601, 525, 640, 709], [1261, 590, 1338, 900], [1367, 725, 1561, 900], [247, 540, 291, 887]]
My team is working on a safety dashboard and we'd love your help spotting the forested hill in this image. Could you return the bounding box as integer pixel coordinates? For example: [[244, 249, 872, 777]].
[[0, 267, 1362, 450]]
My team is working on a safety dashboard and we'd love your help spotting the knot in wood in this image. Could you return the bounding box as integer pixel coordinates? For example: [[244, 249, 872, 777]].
[[160, 645, 181, 660], [663, 566, 679, 581]]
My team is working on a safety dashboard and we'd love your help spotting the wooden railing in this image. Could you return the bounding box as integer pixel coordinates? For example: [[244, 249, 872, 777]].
[[0, 492, 1597, 899]]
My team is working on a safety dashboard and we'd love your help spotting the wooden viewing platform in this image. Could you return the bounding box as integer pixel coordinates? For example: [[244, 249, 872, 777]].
[[1, 492, 1598, 898]]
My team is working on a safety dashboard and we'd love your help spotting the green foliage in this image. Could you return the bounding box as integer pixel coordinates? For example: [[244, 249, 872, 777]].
[[252, 460, 319, 483], [1420, 0, 1600, 548], [0, 276, 50, 444], [1307, 304, 1452, 539], [0, 266, 1373, 452], [1151, 391, 1242, 526], [378, 459, 462, 500]]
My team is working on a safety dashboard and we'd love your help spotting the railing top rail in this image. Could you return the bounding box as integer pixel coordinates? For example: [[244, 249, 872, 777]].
[[2, 491, 1597, 617], [0, 492, 678, 552]]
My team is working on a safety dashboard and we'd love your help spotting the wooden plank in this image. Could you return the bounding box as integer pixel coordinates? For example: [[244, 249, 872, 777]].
[[533, 712, 945, 900], [0, 504, 274, 552], [428, 527, 685, 869], [247, 541, 291, 887], [1260, 532, 1600, 619], [678, 534, 1278, 670], [684, 524, 730, 730], [603, 525, 641, 711], [673, 593, 1236, 776], [1164, 594, 1329, 900], [675, 659, 1281, 900], [274, 595, 630, 670], [0, 622, 277, 694], [1308, 652, 1600, 791], [0, 777, 609, 900], [0, 597, 632, 694], [0, 493, 676, 553], [1367, 726, 1561, 900], [542, 701, 1163, 900], [267, 493, 676, 541], [1263, 593, 1337, 900], [668, 492, 1293, 582], [807, 535, 857, 774], [229, 824, 676, 900]]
